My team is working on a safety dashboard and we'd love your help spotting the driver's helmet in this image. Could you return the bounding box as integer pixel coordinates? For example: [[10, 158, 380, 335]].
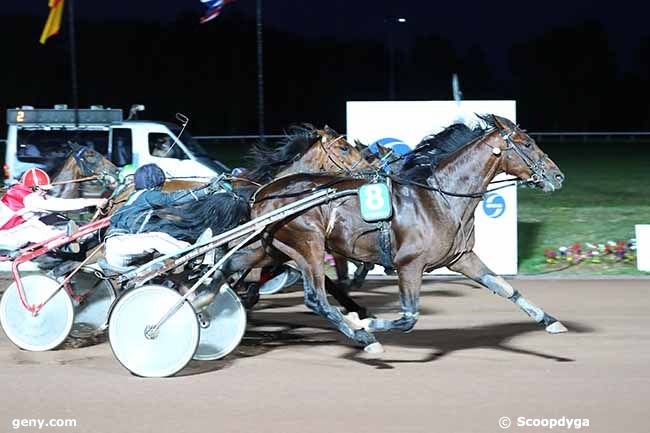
[[118, 164, 137, 183], [134, 164, 166, 190], [20, 168, 51, 188]]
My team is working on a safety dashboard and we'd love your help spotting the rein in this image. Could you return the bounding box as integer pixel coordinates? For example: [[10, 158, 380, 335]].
[[388, 173, 518, 199], [253, 177, 354, 203], [50, 175, 99, 186]]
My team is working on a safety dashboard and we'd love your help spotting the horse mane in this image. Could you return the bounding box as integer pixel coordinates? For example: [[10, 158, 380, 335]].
[[244, 124, 319, 183], [399, 116, 496, 182]]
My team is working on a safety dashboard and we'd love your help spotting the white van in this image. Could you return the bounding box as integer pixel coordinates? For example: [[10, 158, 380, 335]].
[[3, 105, 229, 186]]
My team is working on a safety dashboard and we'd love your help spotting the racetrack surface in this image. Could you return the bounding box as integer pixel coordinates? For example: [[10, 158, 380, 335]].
[[0, 278, 648, 433]]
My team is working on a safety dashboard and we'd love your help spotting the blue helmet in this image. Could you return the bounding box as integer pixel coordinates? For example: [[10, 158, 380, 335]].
[[134, 164, 165, 190]]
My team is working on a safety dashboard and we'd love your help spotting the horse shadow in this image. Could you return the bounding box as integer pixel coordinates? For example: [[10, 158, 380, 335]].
[[339, 320, 594, 369], [178, 313, 593, 376]]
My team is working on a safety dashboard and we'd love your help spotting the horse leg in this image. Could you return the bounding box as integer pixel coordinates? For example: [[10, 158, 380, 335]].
[[208, 245, 278, 309], [324, 276, 369, 319], [351, 261, 372, 289], [271, 238, 383, 353], [448, 251, 567, 333], [361, 262, 423, 333], [332, 253, 353, 289], [328, 254, 372, 317], [332, 254, 372, 290]]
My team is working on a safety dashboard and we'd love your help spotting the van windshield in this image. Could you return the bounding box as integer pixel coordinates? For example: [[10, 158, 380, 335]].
[[16, 129, 109, 162], [170, 127, 211, 158]]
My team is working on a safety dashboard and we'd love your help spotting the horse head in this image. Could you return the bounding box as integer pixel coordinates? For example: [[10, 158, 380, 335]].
[[485, 115, 565, 192], [313, 125, 372, 172], [71, 144, 121, 186]]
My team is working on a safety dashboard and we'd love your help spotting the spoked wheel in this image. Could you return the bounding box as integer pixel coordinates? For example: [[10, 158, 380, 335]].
[[108, 285, 199, 378], [0, 274, 74, 351], [193, 284, 246, 361], [68, 266, 117, 338]]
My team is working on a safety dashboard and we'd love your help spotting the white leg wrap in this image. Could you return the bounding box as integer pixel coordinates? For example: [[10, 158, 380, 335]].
[[512, 295, 545, 323], [482, 275, 515, 298]]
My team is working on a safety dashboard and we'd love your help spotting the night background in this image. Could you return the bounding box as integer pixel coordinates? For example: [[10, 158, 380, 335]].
[[2, 0, 650, 134], [3, 2, 650, 424]]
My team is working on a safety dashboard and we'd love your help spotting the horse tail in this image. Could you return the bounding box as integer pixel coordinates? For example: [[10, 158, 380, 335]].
[[152, 192, 250, 242]]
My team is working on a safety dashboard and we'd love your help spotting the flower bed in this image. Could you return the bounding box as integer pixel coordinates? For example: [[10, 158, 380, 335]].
[[544, 239, 637, 266]]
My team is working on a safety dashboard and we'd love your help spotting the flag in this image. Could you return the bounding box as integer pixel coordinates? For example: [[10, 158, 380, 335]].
[[40, 0, 65, 44], [200, 0, 235, 24]]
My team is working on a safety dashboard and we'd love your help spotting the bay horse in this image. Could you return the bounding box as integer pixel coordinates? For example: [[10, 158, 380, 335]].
[[218, 114, 567, 353], [49, 144, 121, 198]]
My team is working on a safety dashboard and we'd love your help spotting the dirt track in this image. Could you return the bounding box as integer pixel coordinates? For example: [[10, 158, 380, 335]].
[[0, 278, 648, 433]]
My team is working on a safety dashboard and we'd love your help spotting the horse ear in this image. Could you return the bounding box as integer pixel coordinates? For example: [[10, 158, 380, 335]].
[[323, 125, 339, 136], [354, 139, 365, 149], [491, 115, 515, 131]]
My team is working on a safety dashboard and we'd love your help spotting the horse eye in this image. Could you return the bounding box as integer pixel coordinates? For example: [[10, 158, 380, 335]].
[[340, 145, 349, 153]]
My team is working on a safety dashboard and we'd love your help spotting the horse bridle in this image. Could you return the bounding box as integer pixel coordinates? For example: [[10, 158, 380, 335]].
[[72, 146, 118, 185], [496, 129, 548, 186], [318, 134, 364, 174]]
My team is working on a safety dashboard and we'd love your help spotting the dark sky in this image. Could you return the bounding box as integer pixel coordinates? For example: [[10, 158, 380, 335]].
[[6, 0, 650, 75], [3, 0, 650, 132]]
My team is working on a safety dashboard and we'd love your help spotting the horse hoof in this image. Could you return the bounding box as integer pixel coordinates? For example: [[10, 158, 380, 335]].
[[364, 342, 384, 354], [546, 321, 568, 334]]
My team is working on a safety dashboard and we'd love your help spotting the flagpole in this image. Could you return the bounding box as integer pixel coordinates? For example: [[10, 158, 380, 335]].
[[67, 0, 79, 126], [256, 0, 265, 144]]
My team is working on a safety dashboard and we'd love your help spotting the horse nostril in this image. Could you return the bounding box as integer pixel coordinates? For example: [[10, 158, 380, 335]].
[[555, 174, 565, 183]]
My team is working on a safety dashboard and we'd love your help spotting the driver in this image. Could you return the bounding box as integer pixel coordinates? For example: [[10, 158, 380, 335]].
[[0, 168, 107, 251], [104, 163, 219, 268]]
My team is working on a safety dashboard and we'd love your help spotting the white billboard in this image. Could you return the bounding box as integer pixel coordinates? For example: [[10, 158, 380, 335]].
[[346, 100, 518, 275]]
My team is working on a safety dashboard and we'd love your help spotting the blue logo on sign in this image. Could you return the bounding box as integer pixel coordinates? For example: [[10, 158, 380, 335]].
[[369, 138, 412, 157], [483, 193, 506, 218]]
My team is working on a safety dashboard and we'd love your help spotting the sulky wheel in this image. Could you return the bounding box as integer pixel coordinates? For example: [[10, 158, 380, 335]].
[[258, 265, 302, 295], [68, 266, 117, 338], [0, 274, 74, 351], [193, 284, 246, 361], [108, 285, 199, 378]]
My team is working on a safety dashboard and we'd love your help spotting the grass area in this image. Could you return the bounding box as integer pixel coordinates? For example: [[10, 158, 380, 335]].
[[517, 139, 650, 275]]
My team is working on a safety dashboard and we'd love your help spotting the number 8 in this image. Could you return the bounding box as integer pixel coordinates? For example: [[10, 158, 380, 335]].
[[364, 185, 385, 211]]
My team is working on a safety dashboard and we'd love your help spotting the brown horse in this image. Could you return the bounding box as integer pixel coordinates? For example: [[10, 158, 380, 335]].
[[218, 114, 567, 353], [49, 144, 121, 198]]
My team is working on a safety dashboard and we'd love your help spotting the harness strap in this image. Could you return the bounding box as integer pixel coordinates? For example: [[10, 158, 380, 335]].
[[377, 220, 395, 275]]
